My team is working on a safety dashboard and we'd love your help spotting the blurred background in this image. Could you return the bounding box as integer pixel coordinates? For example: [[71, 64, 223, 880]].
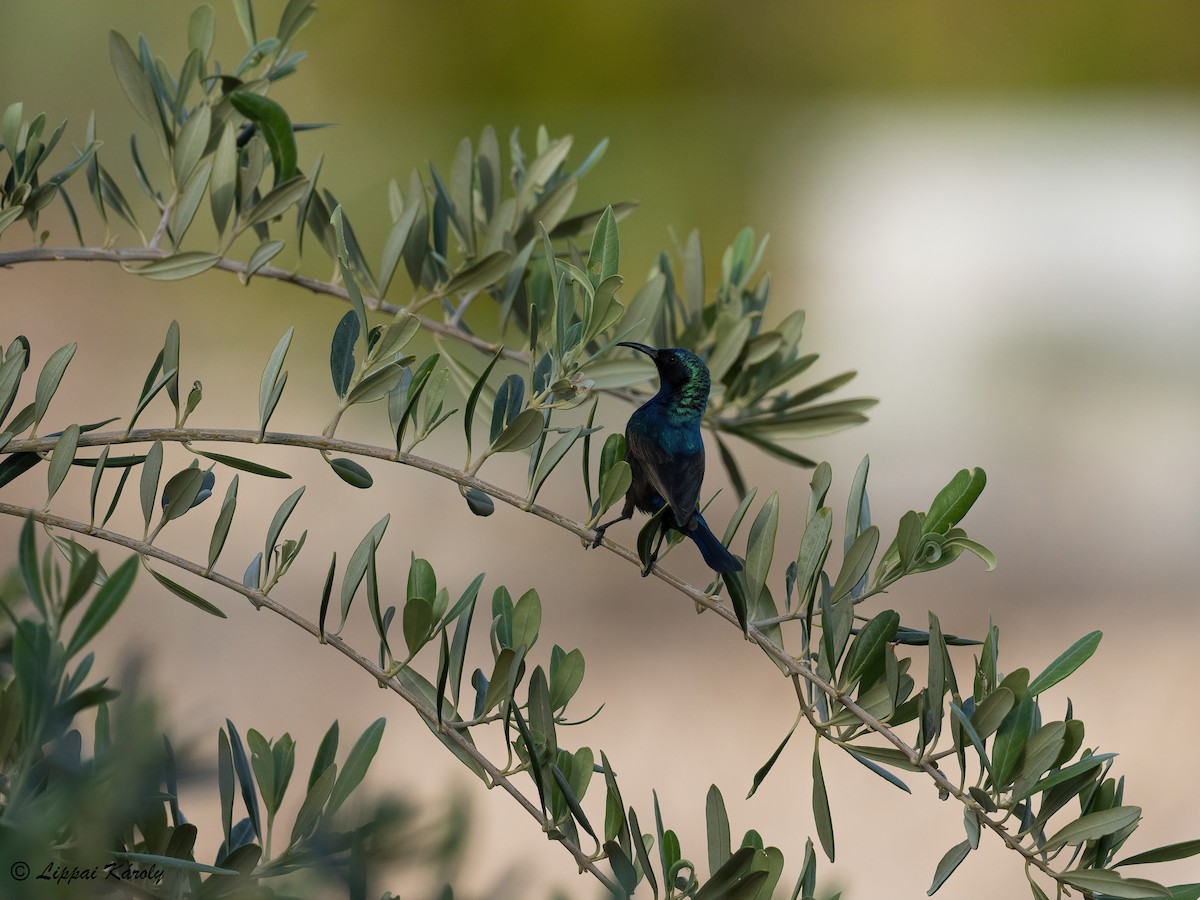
[[3, 2, 1199, 897]]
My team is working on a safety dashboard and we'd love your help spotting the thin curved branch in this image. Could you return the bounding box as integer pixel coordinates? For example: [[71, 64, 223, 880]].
[[0, 499, 619, 895], [0, 247, 643, 406], [1, 425, 1056, 881]]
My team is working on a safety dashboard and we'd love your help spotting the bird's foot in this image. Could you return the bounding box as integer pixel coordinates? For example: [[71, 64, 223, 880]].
[[589, 526, 606, 549], [640, 555, 658, 577]]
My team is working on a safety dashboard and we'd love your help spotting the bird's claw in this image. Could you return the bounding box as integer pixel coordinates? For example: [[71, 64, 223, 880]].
[[589, 528, 605, 549]]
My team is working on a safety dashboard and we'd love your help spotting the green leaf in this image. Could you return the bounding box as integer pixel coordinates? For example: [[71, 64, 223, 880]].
[[160, 465, 208, 523], [65, 554, 137, 658], [246, 239, 285, 278], [942, 535, 997, 571], [443, 250, 512, 296], [695, 847, 757, 900], [241, 175, 309, 228], [140, 440, 164, 530], [970, 686, 1015, 739], [329, 457, 373, 488], [552, 763, 597, 841], [586, 205, 620, 287], [1116, 839, 1200, 867], [926, 840, 971, 896], [127, 253, 222, 281], [491, 407, 543, 452], [169, 157, 211, 243], [402, 597, 434, 657], [46, 423, 80, 501], [264, 486, 305, 571], [229, 90, 297, 185], [1028, 631, 1102, 695], [794, 506, 832, 608], [846, 748, 912, 793], [605, 841, 639, 895], [747, 713, 799, 799], [309, 722, 339, 792], [743, 492, 778, 610], [109, 31, 162, 136], [844, 455, 870, 554], [327, 717, 385, 816], [840, 610, 899, 690], [511, 589, 542, 653], [1044, 806, 1143, 852], [193, 449, 291, 479], [211, 123, 238, 235], [812, 739, 834, 862], [173, 102, 211, 186], [549, 646, 585, 711], [706, 784, 732, 876], [991, 692, 1034, 787], [258, 327, 293, 434], [830, 525, 878, 602], [446, 576, 483, 707], [370, 312, 421, 366], [347, 362, 411, 406], [339, 515, 389, 630], [1023, 752, 1116, 800], [463, 348, 504, 457], [482, 647, 520, 714], [208, 475, 239, 570], [291, 762, 336, 844], [33, 342, 77, 430], [527, 426, 583, 504], [1056, 869, 1170, 899], [598, 461, 633, 519], [147, 567, 226, 617], [925, 468, 987, 535]]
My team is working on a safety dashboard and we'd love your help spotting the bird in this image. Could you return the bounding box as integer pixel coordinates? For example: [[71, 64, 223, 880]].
[[590, 341, 743, 576]]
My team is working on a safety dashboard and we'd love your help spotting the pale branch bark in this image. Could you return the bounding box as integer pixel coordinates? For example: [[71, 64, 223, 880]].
[[1, 426, 1059, 882], [0, 499, 620, 894]]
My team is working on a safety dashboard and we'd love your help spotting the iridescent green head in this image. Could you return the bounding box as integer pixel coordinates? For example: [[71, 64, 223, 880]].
[[618, 342, 711, 414]]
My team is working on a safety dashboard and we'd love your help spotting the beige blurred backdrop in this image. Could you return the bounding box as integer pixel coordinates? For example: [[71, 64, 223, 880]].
[[3, 2, 1200, 898]]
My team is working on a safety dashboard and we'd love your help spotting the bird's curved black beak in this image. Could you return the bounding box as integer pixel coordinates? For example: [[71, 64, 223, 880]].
[[617, 341, 658, 360]]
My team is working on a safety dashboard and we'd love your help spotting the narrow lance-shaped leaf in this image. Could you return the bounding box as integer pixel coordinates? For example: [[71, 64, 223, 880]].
[[229, 90, 297, 185], [464, 348, 504, 459], [1028, 631, 1102, 695], [1115, 838, 1200, 867], [258, 327, 293, 436], [66, 555, 138, 658], [706, 784, 732, 876], [33, 342, 77, 433], [225, 720, 262, 842], [140, 441, 164, 531], [812, 739, 835, 862], [830, 525, 879, 602], [46, 423, 80, 502], [925, 468, 987, 535], [326, 717, 385, 816], [747, 712, 800, 799], [263, 487, 305, 585], [527, 426, 583, 505], [1055, 870, 1170, 899], [927, 840, 971, 896], [148, 568, 226, 618]]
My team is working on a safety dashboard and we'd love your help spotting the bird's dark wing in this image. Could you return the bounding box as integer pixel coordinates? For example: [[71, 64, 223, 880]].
[[627, 427, 704, 527]]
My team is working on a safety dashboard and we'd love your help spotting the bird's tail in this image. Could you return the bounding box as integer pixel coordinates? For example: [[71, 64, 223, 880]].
[[689, 513, 743, 573]]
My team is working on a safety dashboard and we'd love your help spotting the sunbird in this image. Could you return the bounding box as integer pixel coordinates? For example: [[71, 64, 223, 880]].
[[591, 342, 743, 576]]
